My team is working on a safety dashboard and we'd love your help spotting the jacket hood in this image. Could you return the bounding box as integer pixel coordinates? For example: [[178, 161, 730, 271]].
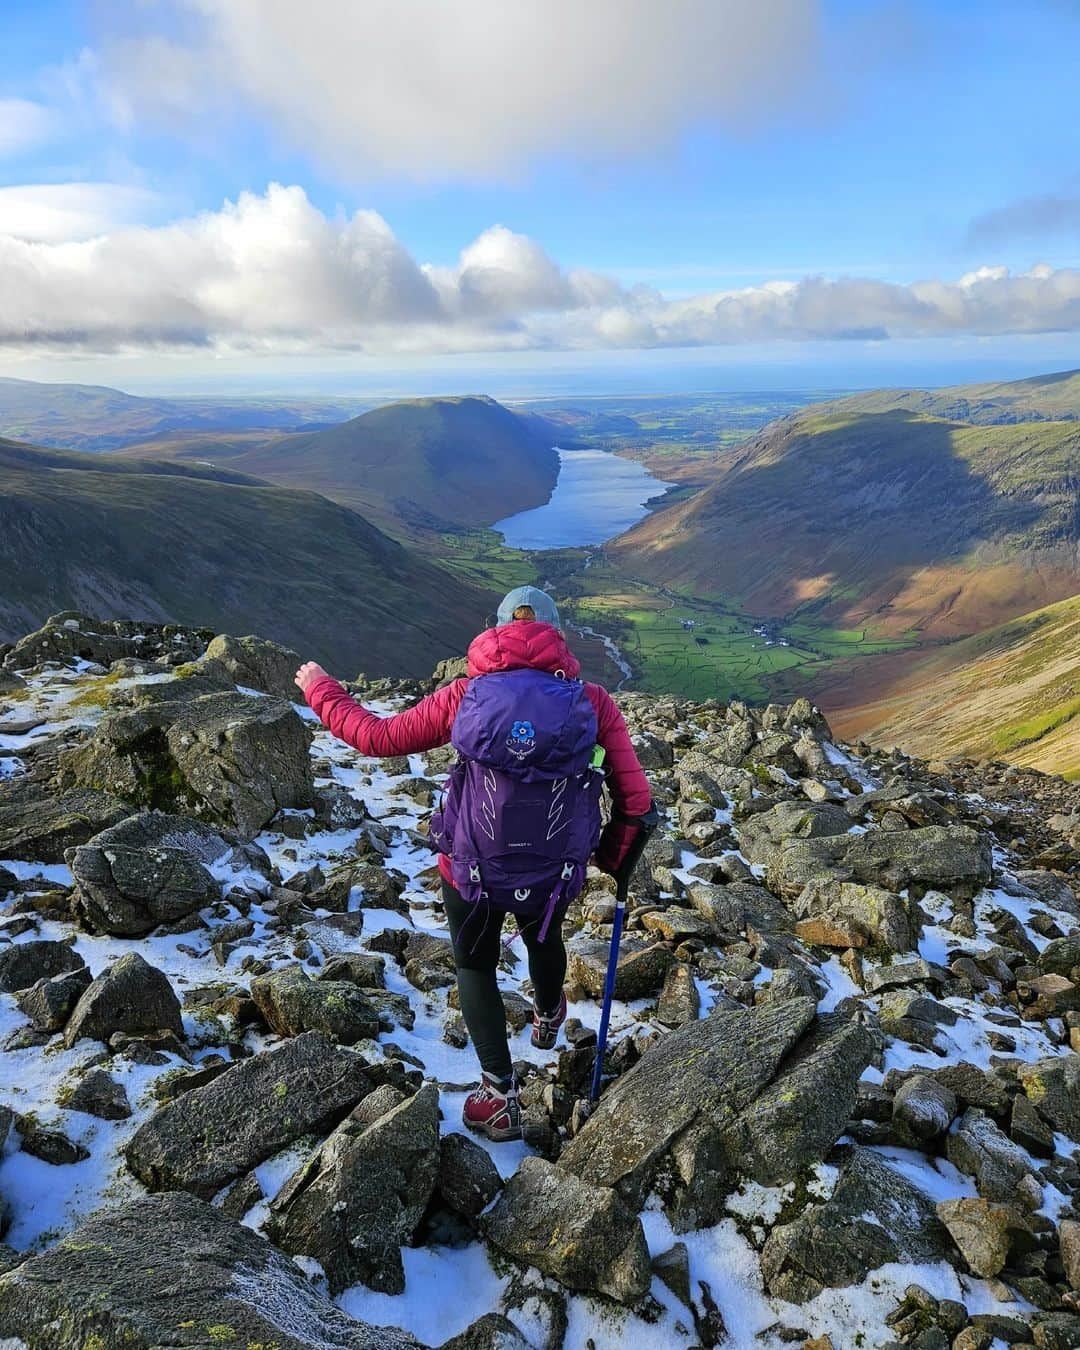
[[466, 620, 582, 679]]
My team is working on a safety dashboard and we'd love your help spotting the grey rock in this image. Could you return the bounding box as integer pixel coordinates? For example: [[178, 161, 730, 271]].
[[439, 1314, 531, 1350], [766, 835, 854, 901], [64, 1068, 131, 1120], [0, 1190, 420, 1348], [687, 881, 793, 935], [0, 779, 129, 862], [0, 939, 84, 993], [559, 997, 815, 1224], [738, 800, 852, 866], [438, 1132, 504, 1219], [892, 1074, 958, 1140], [67, 811, 236, 936], [657, 962, 701, 1028], [250, 964, 380, 1044], [125, 1031, 371, 1198], [761, 1146, 952, 1302], [723, 1007, 878, 1186], [202, 632, 303, 700], [845, 825, 992, 895], [484, 1156, 651, 1304], [16, 965, 92, 1030], [936, 1197, 1031, 1278], [947, 1108, 1040, 1206], [566, 936, 674, 999], [268, 1083, 440, 1295], [1019, 1056, 1080, 1141], [60, 689, 314, 839], [15, 1116, 89, 1165], [793, 879, 918, 954], [64, 952, 182, 1047]]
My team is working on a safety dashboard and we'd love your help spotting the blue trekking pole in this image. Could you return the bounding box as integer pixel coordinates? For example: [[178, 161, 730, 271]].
[[590, 804, 661, 1103]]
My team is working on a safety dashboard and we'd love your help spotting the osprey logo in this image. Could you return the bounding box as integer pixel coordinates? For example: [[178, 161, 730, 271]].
[[506, 718, 536, 759]]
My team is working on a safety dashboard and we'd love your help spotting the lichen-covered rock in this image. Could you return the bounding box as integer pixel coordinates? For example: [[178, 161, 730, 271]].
[[793, 880, 918, 953], [738, 800, 852, 866], [268, 1083, 440, 1295], [566, 935, 674, 999], [250, 964, 380, 1044], [16, 965, 92, 1030], [951, 1110, 1033, 1198], [64, 1068, 132, 1120], [559, 997, 816, 1225], [64, 952, 182, 1047], [484, 1156, 651, 1304], [844, 825, 993, 895], [1018, 1056, 1080, 1141], [125, 1031, 371, 1198], [722, 1007, 878, 1188], [687, 880, 793, 935], [201, 632, 303, 699], [766, 836, 854, 902], [761, 1146, 952, 1302], [0, 939, 84, 994], [936, 1197, 1032, 1278], [60, 689, 314, 838], [657, 962, 701, 1028], [0, 780, 129, 862], [892, 1074, 958, 1140], [67, 811, 240, 936], [0, 1191, 420, 1348]]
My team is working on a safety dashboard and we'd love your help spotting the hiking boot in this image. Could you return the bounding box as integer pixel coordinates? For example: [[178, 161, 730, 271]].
[[463, 1074, 521, 1142], [531, 991, 568, 1050]]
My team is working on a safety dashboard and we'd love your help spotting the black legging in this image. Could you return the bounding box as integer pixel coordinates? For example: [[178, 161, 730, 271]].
[[442, 882, 567, 1084]]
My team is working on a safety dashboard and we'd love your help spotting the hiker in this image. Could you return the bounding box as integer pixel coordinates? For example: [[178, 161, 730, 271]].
[[295, 585, 653, 1141]]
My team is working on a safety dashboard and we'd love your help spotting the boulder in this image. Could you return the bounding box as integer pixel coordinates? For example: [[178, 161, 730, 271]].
[[738, 801, 851, 866], [16, 966, 92, 1031], [60, 689, 314, 838], [0, 939, 84, 994], [64, 1068, 131, 1120], [437, 1132, 503, 1219], [0, 780, 128, 862], [844, 825, 992, 895], [268, 1083, 440, 1295], [566, 936, 674, 1000], [439, 1315, 531, 1350], [1018, 1056, 1080, 1141], [250, 965, 380, 1044], [723, 1007, 878, 1187], [761, 1146, 953, 1302], [766, 835, 853, 902], [559, 997, 815, 1225], [2, 612, 209, 672], [0, 1190, 420, 1348], [947, 1108, 1040, 1206], [937, 1198, 1032, 1278], [687, 881, 793, 935], [484, 1156, 651, 1304], [125, 1031, 371, 1198], [67, 812, 240, 936], [892, 1075, 958, 1139], [793, 880, 918, 954], [657, 962, 701, 1027], [201, 633, 303, 699], [64, 952, 182, 1047]]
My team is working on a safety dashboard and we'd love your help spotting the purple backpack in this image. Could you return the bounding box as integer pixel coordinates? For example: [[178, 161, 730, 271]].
[[429, 668, 604, 939]]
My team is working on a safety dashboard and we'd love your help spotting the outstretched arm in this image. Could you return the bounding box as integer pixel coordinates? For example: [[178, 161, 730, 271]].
[[296, 663, 464, 758]]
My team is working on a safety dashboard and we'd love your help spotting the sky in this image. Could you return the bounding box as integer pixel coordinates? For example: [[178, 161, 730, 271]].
[[0, 0, 1078, 394]]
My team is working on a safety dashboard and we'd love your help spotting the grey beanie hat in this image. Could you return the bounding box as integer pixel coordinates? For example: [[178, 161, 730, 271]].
[[496, 585, 561, 628]]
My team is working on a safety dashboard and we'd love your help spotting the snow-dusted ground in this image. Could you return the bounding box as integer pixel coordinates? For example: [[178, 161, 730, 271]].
[[0, 662, 1077, 1348]]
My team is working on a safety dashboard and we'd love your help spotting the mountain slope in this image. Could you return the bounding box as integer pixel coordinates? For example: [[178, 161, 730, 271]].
[[825, 366, 1080, 425], [0, 438, 487, 675], [0, 376, 366, 453], [821, 593, 1080, 779], [609, 407, 1079, 639], [222, 395, 560, 535]]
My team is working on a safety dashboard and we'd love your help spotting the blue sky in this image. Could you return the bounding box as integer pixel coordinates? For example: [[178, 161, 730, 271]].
[[1, 0, 1078, 392]]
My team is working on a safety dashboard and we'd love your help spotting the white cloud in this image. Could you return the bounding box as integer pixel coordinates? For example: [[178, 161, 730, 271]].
[[1, 183, 1078, 355], [0, 183, 160, 243], [0, 99, 55, 159], [96, 0, 832, 180]]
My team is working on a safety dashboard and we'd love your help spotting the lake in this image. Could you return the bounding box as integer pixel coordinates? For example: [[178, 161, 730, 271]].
[[492, 448, 674, 550]]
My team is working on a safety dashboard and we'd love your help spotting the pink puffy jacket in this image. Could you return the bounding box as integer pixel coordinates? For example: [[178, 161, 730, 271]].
[[305, 620, 653, 878]]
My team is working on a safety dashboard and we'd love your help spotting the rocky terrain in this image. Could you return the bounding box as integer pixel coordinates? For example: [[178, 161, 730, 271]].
[[0, 613, 1078, 1350]]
